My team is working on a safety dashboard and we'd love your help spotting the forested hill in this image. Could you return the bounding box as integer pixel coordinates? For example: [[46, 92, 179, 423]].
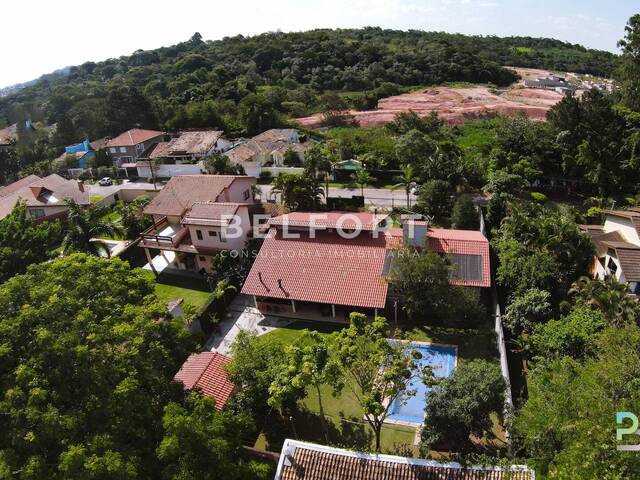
[[0, 28, 618, 139]]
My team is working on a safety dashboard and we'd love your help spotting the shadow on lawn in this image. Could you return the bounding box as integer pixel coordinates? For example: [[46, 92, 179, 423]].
[[154, 272, 210, 292], [262, 407, 372, 452]]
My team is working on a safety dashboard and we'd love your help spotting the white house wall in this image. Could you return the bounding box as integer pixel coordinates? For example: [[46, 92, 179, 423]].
[[603, 216, 640, 246], [186, 206, 251, 253]]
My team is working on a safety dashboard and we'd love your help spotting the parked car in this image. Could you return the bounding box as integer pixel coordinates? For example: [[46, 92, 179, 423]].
[[98, 177, 113, 186]]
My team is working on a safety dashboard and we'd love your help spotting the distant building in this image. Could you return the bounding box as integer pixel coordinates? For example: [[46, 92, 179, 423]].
[[105, 128, 165, 167], [136, 130, 233, 178], [225, 128, 309, 176], [0, 174, 90, 221]]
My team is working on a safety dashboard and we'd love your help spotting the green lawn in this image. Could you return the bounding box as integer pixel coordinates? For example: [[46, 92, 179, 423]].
[[90, 195, 103, 203], [254, 319, 502, 454], [139, 269, 211, 309]]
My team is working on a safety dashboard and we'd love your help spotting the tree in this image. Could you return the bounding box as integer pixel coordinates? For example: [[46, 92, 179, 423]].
[[502, 288, 552, 336], [529, 305, 605, 360], [157, 393, 268, 480], [303, 143, 334, 198], [616, 14, 640, 112], [203, 151, 244, 175], [450, 194, 478, 229], [104, 84, 157, 135], [61, 200, 124, 256], [0, 254, 198, 479], [568, 276, 640, 326], [351, 166, 374, 197], [394, 129, 438, 173], [416, 179, 454, 223], [420, 360, 505, 452], [269, 331, 338, 443], [389, 248, 484, 326], [115, 195, 152, 239], [226, 331, 287, 418], [331, 313, 428, 452], [386, 111, 446, 137], [271, 173, 323, 210], [0, 202, 63, 283], [393, 164, 417, 208], [52, 112, 78, 150], [238, 94, 281, 136], [513, 325, 640, 478]]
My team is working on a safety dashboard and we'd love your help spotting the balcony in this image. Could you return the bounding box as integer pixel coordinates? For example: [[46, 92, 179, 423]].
[[140, 217, 195, 253]]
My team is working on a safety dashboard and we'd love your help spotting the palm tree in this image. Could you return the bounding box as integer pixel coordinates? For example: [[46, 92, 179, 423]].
[[352, 166, 374, 198], [393, 165, 417, 209], [569, 275, 640, 326], [62, 200, 124, 257]]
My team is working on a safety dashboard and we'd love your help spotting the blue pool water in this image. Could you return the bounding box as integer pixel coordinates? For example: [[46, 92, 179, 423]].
[[387, 343, 457, 424]]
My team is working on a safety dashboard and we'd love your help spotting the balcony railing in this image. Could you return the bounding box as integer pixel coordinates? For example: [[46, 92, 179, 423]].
[[140, 217, 189, 249]]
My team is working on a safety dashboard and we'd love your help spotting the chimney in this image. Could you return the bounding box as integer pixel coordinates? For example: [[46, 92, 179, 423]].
[[77, 180, 84, 192]]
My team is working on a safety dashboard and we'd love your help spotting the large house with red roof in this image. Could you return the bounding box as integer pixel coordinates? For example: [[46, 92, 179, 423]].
[[140, 175, 257, 274], [241, 212, 490, 322], [105, 128, 165, 167]]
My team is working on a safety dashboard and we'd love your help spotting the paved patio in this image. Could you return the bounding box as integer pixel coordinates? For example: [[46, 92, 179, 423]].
[[205, 294, 293, 355]]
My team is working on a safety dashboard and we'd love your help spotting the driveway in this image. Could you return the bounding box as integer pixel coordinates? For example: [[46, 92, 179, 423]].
[[257, 184, 415, 208], [86, 180, 158, 197], [204, 294, 293, 355]]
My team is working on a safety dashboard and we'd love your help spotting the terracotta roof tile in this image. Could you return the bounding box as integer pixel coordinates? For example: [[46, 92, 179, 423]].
[[276, 440, 534, 480], [106, 128, 164, 147], [143, 175, 254, 217], [174, 352, 234, 410], [241, 227, 401, 309], [182, 202, 241, 226], [427, 228, 491, 288]]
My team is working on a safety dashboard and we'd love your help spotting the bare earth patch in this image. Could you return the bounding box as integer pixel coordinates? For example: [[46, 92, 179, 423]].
[[296, 84, 565, 128]]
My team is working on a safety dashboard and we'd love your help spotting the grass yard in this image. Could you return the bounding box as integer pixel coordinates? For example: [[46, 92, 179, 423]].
[[253, 319, 504, 455], [139, 269, 211, 309]]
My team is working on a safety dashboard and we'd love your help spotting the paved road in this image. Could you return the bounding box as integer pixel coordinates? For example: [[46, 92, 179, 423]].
[[86, 181, 158, 197], [86, 180, 415, 208], [257, 184, 416, 208]]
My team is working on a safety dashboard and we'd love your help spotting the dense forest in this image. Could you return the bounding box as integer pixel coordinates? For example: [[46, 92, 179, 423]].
[[0, 28, 618, 140]]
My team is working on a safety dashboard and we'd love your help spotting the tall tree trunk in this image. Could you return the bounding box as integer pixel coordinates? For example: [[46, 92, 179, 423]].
[[374, 423, 382, 452], [316, 384, 330, 443], [406, 187, 410, 209]]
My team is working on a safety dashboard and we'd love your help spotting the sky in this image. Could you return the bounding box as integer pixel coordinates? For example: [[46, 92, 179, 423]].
[[1, 0, 637, 88]]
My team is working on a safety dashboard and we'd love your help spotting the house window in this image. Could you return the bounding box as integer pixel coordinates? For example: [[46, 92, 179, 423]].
[[119, 147, 127, 153], [607, 257, 618, 275], [136, 143, 144, 152], [243, 189, 251, 200], [199, 256, 206, 262], [31, 209, 45, 219], [196, 229, 203, 240], [109, 147, 117, 154], [208, 230, 218, 237]]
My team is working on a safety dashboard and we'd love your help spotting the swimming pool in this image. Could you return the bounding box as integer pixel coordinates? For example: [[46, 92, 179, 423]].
[[386, 342, 457, 425]]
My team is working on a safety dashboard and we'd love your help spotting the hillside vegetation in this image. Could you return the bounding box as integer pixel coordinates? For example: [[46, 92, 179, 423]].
[[0, 28, 617, 139]]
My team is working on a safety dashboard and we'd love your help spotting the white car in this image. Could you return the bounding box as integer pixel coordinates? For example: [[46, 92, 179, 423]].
[[98, 177, 113, 186]]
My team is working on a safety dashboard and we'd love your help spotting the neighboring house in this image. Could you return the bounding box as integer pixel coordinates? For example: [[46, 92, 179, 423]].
[[140, 175, 257, 274], [174, 352, 234, 410], [0, 174, 90, 221], [241, 214, 490, 322], [105, 128, 165, 167], [225, 128, 308, 176], [57, 139, 95, 170], [581, 209, 640, 294], [274, 439, 534, 480], [0, 123, 17, 150], [136, 130, 233, 178]]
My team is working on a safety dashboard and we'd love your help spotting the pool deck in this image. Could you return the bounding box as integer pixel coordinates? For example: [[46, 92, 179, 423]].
[[383, 340, 459, 430]]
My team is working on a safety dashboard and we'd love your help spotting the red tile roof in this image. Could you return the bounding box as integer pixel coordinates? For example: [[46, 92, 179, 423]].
[[276, 440, 534, 480], [106, 128, 164, 147], [241, 228, 401, 309], [174, 352, 234, 410], [427, 228, 491, 288], [143, 175, 254, 217], [268, 212, 389, 231], [181, 202, 241, 226]]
